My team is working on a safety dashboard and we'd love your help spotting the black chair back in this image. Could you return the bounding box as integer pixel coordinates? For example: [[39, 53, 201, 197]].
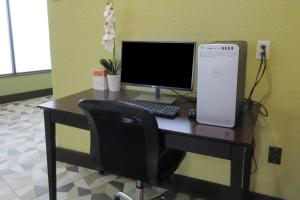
[[79, 99, 161, 184]]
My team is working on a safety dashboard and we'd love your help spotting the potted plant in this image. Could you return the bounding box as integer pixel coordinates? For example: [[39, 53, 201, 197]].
[[100, 0, 121, 91], [100, 58, 120, 91]]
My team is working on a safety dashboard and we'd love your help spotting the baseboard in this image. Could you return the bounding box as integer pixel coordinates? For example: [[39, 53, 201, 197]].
[[56, 147, 283, 200], [0, 88, 53, 104], [56, 147, 94, 169]]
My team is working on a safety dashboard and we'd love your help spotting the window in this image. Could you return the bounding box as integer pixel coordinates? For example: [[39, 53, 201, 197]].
[[0, 0, 13, 75], [0, 0, 51, 75]]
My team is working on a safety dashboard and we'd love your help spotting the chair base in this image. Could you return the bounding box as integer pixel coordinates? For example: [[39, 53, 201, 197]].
[[114, 192, 135, 200], [114, 181, 163, 200]]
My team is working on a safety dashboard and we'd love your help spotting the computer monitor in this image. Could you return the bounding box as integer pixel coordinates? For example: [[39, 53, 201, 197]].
[[121, 41, 195, 104]]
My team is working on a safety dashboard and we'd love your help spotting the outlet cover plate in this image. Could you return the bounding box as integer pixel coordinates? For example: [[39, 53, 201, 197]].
[[256, 41, 271, 60], [268, 146, 282, 165]]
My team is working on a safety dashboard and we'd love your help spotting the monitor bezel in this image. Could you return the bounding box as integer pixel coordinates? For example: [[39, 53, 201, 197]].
[[120, 40, 196, 91]]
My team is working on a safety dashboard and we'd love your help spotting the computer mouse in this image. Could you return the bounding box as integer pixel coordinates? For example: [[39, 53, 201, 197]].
[[188, 109, 197, 119]]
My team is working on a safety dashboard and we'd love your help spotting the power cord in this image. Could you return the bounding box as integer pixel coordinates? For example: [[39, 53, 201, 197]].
[[251, 138, 258, 175], [246, 45, 269, 117], [245, 99, 268, 117], [170, 90, 196, 103], [247, 45, 270, 175], [248, 47, 266, 100]]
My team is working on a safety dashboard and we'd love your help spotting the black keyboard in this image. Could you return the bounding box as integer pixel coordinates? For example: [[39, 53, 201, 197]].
[[118, 100, 180, 118]]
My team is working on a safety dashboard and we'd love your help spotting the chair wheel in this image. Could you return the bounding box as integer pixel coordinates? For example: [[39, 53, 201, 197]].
[[113, 195, 120, 200]]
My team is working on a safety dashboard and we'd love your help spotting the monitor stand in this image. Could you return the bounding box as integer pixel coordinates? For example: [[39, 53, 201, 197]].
[[134, 88, 177, 105]]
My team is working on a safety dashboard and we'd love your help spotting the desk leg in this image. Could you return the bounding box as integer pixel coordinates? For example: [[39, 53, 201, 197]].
[[231, 145, 244, 200], [242, 146, 253, 200], [44, 110, 56, 200]]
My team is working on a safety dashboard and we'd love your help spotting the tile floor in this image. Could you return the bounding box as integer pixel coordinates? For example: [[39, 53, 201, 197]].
[[0, 97, 204, 200]]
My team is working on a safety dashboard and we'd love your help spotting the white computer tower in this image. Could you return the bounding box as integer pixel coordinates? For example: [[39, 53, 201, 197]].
[[196, 42, 247, 128]]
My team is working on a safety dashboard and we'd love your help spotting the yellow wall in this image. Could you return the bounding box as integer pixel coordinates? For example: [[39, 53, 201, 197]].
[[0, 72, 52, 96], [48, 0, 300, 199]]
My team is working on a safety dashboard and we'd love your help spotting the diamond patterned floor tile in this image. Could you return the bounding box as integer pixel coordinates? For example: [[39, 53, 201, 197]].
[[0, 177, 21, 200]]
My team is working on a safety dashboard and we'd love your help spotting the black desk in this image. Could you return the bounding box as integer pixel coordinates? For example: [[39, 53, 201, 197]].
[[38, 89, 259, 200]]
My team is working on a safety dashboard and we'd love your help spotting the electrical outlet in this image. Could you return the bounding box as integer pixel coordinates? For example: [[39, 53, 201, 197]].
[[256, 41, 271, 60], [268, 146, 282, 165]]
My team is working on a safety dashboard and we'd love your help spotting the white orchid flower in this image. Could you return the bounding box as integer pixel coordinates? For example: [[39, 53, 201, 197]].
[[102, 33, 115, 41], [104, 22, 114, 33], [102, 39, 114, 53], [104, 3, 113, 17], [104, 21, 113, 28], [102, 1, 116, 55]]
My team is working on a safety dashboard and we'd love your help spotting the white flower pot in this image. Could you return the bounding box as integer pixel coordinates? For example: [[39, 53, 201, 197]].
[[92, 69, 108, 90], [107, 74, 121, 91]]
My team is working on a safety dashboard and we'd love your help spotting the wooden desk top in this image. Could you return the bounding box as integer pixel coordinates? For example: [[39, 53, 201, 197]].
[[39, 89, 260, 146]]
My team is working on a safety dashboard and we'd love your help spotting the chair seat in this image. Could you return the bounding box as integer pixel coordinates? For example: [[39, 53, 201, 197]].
[[159, 149, 186, 181]]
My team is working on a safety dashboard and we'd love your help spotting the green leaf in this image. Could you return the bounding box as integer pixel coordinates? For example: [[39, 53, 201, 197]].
[[115, 62, 120, 74], [100, 58, 120, 75], [100, 59, 113, 73], [108, 59, 114, 67]]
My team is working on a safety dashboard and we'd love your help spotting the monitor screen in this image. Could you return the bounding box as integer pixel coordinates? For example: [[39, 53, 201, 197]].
[[121, 41, 195, 91]]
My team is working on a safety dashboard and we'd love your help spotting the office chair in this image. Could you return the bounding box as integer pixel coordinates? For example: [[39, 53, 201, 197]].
[[79, 99, 186, 200]]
